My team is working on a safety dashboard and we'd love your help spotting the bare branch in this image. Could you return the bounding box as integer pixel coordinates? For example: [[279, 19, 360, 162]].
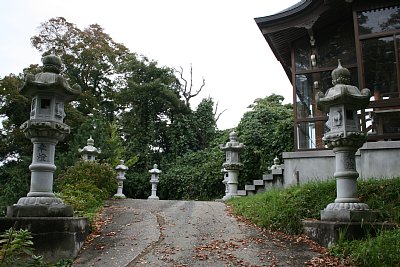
[[175, 64, 205, 107], [213, 101, 227, 122]]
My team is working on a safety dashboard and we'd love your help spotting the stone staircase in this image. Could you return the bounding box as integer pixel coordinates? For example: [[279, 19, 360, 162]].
[[237, 165, 284, 196]]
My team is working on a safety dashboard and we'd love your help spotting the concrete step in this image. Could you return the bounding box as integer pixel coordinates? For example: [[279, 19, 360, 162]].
[[263, 174, 274, 181], [237, 190, 247, 196], [253, 180, 264, 186], [271, 168, 284, 175], [245, 184, 256, 191]]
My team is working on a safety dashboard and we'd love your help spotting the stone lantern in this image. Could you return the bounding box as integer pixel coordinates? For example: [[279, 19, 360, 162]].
[[7, 51, 81, 217], [79, 136, 101, 161], [114, 160, 128, 198], [148, 164, 161, 200], [220, 131, 244, 200], [316, 60, 375, 222]]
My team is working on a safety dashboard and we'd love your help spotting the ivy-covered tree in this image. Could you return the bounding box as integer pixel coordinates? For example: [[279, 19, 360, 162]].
[[117, 56, 188, 170], [236, 94, 294, 185]]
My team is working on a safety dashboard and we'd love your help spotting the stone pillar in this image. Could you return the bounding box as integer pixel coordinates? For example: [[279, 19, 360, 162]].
[[148, 164, 161, 200], [78, 136, 101, 161], [316, 60, 376, 222], [7, 52, 81, 218], [220, 131, 244, 200], [114, 160, 128, 198]]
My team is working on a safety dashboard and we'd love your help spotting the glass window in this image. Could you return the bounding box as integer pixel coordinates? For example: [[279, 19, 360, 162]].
[[297, 121, 328, 150], [358, 5, 400, 35], [295, 71, 358, 119], [297, 122, 316, 149], [296, 74, 314, 119], [317, 19, 356, 68], [362, 36, 398, 99], [294, 37, 311, 71]]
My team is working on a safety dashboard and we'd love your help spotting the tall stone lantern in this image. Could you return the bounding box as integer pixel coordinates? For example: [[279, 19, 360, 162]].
[[114, 160, 128, 198], [148, 164, 161, 200], [316, 60, 375, 222], [7, 52, 81, 217], [220, 131, 244, 200]]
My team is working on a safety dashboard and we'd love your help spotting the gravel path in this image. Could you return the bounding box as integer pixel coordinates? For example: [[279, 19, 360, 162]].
[[73, 199, 321, 266]]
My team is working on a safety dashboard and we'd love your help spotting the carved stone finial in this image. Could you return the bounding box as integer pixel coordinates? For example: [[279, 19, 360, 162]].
[[229, 131, 237, 141], [331, 59, 351, 85], [42, 50, 62, 74]]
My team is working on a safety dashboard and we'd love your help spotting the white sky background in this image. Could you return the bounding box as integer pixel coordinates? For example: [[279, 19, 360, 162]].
[[0, 0, 298, 130]]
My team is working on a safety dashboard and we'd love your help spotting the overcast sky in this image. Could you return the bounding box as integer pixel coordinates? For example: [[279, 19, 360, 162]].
[[0, 0, 298, 130]]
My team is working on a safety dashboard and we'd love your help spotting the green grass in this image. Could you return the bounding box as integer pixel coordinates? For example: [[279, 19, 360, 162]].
[[228, 179, 336, 234], [228, 177, 400, 266], [329, 229, 400, 267]]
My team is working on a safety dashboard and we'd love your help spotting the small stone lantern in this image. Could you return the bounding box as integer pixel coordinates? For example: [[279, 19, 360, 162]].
[[114, 160, 128, 198], [316, 60, 375, 222], [7, 51, 81, 217], [79, 136, 101, 161], [220, 131, 244, 200], [148, 164, 161, 200]]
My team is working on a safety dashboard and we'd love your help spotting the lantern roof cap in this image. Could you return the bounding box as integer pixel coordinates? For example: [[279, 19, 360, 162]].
[[19, 50, 81, 100], [78, 136, 101, 155], [220, 130, 244, 151], [116, 160, 129, 171], [149, 164, 161, 174]]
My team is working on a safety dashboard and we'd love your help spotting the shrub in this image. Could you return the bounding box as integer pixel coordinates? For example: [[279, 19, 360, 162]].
[[56, 161, 117, 223], [57, 161, 117, 198]]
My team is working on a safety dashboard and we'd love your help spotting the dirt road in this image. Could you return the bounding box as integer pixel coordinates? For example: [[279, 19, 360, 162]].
[[73, 199, 321, 266]]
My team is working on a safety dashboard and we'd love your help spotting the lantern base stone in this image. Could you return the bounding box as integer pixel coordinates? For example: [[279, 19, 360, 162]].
[[0, 217, 89, 262], [303, 220, 395, 247], [7, 203, 73, 217], [320, 209, 378, 222]]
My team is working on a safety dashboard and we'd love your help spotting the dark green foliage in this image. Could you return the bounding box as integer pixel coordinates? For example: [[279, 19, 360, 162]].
[[330, 229, 400, 267], [159, 146, 224, 200], [123, 130, 227, 200], [56, 161, 117, 222], [0, 159, 31, 216], [166, 97, 217, 159], [236, 94, 293, 185], [0, 74, 32, 161], [123, 171, 150, 200]]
